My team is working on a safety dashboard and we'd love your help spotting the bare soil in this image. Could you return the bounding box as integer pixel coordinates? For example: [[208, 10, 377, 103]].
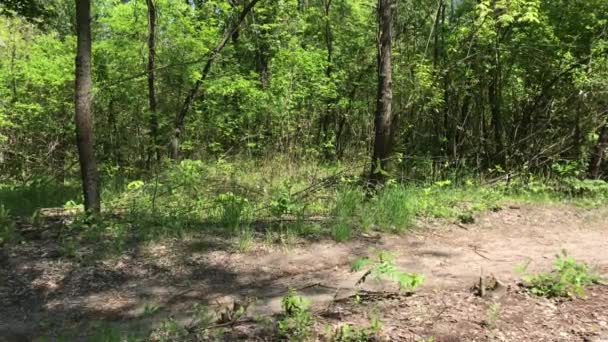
[[1, 203, 607, 341]]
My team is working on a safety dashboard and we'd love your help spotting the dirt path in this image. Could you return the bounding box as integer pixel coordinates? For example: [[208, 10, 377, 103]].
[[1, 203, 607, 340]]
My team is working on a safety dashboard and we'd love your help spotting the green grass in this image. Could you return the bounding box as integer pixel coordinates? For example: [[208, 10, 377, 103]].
[[0, 181, 80, 216], [2, 158, 608, 250]]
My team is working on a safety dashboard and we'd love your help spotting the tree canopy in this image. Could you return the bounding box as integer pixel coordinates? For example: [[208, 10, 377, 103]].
[[0, 0, 607, 194]]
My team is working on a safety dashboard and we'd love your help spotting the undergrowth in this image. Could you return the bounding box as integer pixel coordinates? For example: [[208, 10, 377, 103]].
[[278, 288, 315, 341], [2, 158, 608, 252], [519, 250, 602, 298]]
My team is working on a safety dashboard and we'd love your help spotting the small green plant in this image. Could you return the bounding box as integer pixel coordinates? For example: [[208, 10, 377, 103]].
[[352, 249, 424, 291], [0, 205, 19, 245], [59, 237, 78, 259], [270, 182, 298, 218], [418, 337, 435, 342], [191, 303, 216, 329], [328, 316, 382, 341], [152, 318, 187, 342], [27, 209, 43, 227], [521, 250, 601, 298], [331, 221, 352, 242], [89, 321, 141, 342], [278, 288, 314, 341], [483, 302, 501, 329], [367, 186, 417, 232], [143, 303, 160, 317], [215, 192, 251, 232], [236, 226, 254, 252]]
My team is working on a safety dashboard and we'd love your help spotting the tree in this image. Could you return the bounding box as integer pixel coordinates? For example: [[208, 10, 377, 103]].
[[74, 0, 100, 213], [369, 0, 394, 185], [589, 123, 608, 179], [171, 0, 263, 159], [146, 0, 160, 163]]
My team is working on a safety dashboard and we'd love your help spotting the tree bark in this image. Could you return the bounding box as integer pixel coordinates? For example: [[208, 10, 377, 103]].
[[171, 0, 263, 159], [74, 0, 101, 213], [369, 0, 394, 185], [489, 33, 504, 167], [588, 123, 608, 179], [317, 0, 334, 153], [146, 0, 160, 164]]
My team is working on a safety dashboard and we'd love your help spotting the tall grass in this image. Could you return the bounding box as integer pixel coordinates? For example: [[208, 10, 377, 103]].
[[2, 157, 607, 249]]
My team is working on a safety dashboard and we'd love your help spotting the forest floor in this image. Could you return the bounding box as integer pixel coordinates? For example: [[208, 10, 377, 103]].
[[1, 203, 608, 341]]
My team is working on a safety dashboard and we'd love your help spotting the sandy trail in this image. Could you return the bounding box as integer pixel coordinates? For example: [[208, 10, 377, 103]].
[[1, 203, 607, 340]]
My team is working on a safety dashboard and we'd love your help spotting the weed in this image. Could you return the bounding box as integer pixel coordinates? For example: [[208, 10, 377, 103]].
[[191, 303, 216, 329], [27, 209, 43, 227], [278, 288, 314, 341], [270, 181, 298, 218], [0, 205, 19, 245], [328, 316, 382, 341], [483, 302, 501, 329], [331, 221, 352, 242], [369, 186, 417, 232], [334, 188, 363, 219], [88, 321, 141, 342], [59, 237, 78, 259], [90, 322, 122, 342], [458, 212, 475, 224], [264, 228, 275, 247], [418, 337, 435, 342], [520, 250, 601, 298], [236, 226, 254, 252], [143, 303, 160, 317], [152, 318, 187, 342], [215, 192, 251, 232], [352, 249, 424, 291]]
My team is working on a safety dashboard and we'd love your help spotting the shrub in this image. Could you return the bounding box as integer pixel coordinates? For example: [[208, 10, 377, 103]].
[[521, 250, 601, 298], [278, 288, 314, 341]]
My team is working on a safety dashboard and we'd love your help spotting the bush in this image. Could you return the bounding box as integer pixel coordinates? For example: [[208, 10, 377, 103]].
[[521, 250, 601, 298]]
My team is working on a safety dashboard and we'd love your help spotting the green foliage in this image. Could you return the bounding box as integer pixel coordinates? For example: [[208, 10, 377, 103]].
[[0, 205, 19, 245], [215, 192, 252, 231], [152, 318, 188, 342], [352, 249, 424, 291], [236, 226, 254, 252], [330, 221, 353, 242], [328, 317, 382, 341], [1, 0, 608, 232], [0, 182, 80, 217], [366, 186, 417, 232], [332, 183, 501, 235], [142, 303, 160, 318], [278, 288, 314, 341], [191, 303, 216, 330], [521, 250, 601, 298]]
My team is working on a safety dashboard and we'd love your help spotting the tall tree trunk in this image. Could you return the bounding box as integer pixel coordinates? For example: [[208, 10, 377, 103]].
[[369, 0, 394, 185], [146, 0, 160, 164], [489, 33, 504, 167], [317, 0, 334, 152], [251, 4, 270, 88], [171, 0, 262, 159], [74, 0, 100, 213], [588, 123, 608, 179]]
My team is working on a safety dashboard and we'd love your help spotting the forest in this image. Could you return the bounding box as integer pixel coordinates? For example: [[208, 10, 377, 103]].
[[0, 0, 608, 341]]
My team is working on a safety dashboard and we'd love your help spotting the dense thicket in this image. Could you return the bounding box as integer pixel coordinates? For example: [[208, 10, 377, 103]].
[[0, 0, 607, 190]]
